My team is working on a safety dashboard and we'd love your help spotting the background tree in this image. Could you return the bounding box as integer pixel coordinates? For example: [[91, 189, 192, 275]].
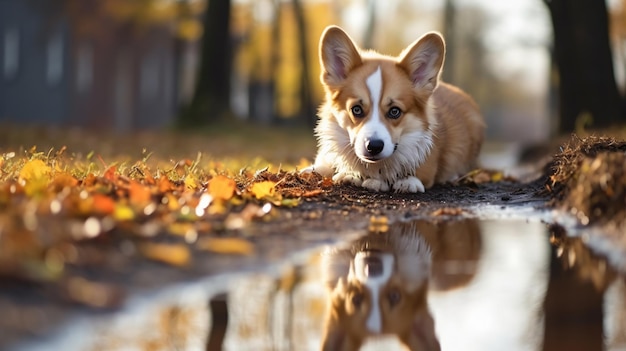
[[292, 0, 315, 126], [180, 0, 232, 127], [545, 0, 624, 133]]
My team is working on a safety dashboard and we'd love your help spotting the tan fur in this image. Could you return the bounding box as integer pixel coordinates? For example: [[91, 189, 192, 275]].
[[307, 26, 485, 193], [417, 83, 485, 188]]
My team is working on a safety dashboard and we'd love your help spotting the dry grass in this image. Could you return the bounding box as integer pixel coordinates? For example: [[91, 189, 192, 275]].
[[546, 135, 626, 230]]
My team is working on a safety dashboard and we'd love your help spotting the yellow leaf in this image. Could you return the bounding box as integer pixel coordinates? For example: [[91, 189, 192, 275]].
[[197, 237, 254, 256], [138, 243, 191, 267], [491, 172, 503, 182], [168, 222, 195, 237], [208, 175, 236, 201], [19, 159, 52, 182], [184, 175, 198, 190], [279, 198, 300, 207], [113, 204, 135, 221], [250, 181, 276, 200]]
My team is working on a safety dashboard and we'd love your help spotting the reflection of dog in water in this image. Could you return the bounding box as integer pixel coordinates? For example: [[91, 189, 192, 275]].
[[320, 220, 481, 351]]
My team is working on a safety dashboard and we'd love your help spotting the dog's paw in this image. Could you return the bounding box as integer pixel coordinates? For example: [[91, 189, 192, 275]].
[[392, 176, 425, 193], [362, 178, 390, 192], [333, 172, 363, 187], [300, 164, 334, 177]]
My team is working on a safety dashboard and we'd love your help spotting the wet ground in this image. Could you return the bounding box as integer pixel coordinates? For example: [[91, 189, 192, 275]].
[[4, 218, 625, 351], [2, 131, 626, 350]]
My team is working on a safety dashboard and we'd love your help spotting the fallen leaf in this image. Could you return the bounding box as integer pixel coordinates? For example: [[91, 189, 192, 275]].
[[208, 175, 236, 201], [92, 194, 116, 215], [157, 175, 174, 193], [63, 276, 125, 308], [129, 180, 152, 206], [103, 165, 117, 181], [368, 216, 389, 233], [431, 207, 464, 216], [113, 204, 135, 221], [184, 175, 198, 190], [279, 198, 300, 207], [250, 181, 276, 200], [301, 189, 323, 197], [196, 237, 254, 255], [51, 172, 79, 189], [19, 159, 51, 182], [138, 242, 191, 267]]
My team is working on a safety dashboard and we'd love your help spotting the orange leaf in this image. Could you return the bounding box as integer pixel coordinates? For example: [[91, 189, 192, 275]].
[[157, 175, 174, 193], [208, 175, 236, 201], [250, 181, 276, 200], [301, 189, 323, 197], [92, 194, 116, 215], [51, 172, 79, 190], [128, 180, 152, 206], [138, 242, 191, 267], [196, 237, 254, 256], [103, 165, 117, 181]]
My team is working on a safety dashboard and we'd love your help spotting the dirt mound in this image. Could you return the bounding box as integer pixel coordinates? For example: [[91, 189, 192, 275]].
[[546, 135, 626, 230]]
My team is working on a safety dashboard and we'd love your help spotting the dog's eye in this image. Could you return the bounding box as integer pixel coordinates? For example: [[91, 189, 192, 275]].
[[351, 293, 364, 308], [387, 107, 402, 119], [387, 290, 401, 307], [351, 105, 365, 118]]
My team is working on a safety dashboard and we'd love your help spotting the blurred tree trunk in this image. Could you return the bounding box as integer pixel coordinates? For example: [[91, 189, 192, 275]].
[[180, 0, 232, 126], [441, 0, 456, 83], [292, 0, 315, 126], [205, 294, 228, 351], [546, 0, 624, 133], [248, 0, 278, 124], [541, 245, 604, 351]]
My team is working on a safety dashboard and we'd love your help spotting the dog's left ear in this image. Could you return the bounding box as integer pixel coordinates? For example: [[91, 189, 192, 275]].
[[399, 308, 441, 351], [398, 32, 445, 94]]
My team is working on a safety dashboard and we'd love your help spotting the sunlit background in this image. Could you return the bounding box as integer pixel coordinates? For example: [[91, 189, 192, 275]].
[[0, 0, 625, 143]]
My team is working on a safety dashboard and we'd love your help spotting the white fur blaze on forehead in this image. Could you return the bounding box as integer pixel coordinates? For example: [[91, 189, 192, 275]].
[[366, 66, 383, 112], [352, 252, 394, 334]]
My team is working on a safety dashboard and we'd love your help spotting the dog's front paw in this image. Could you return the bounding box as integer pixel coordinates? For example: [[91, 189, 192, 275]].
[[392, 176, 425, 193], [362, 178, 390, 192], [333, 172, 363, 187], [300, 164, 334, 177]]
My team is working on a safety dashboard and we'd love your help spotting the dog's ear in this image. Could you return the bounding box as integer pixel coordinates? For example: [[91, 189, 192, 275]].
[[398, 32, 445, 94], [399, 308, 441, 351], [319, 26, 362, 87], [320, 319, 362, 351]]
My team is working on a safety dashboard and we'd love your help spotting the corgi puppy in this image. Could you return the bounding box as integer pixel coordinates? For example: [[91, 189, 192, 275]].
[[305, 26, 484, 193], [321, 222, 441, 351]]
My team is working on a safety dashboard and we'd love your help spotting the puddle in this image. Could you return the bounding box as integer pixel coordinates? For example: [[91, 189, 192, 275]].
[[9, 219, 626, 351]]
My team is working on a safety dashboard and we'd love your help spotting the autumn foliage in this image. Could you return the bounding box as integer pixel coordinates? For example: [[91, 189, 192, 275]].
[[0, 146, 330, 296]]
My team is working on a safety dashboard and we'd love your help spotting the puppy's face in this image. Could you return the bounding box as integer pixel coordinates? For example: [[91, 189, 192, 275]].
[[318, 26, 445, 164], [321, 227, 440, 351], [341, 250, 429, 334]]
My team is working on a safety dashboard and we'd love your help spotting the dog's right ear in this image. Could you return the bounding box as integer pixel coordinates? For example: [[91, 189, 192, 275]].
[[319, 26, 362, 87], [321, 318, 363, 351]]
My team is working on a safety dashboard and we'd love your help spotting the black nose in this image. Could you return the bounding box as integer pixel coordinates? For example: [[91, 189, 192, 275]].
[[363, 256, 383, 277], [365, 139, 384, 155]]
